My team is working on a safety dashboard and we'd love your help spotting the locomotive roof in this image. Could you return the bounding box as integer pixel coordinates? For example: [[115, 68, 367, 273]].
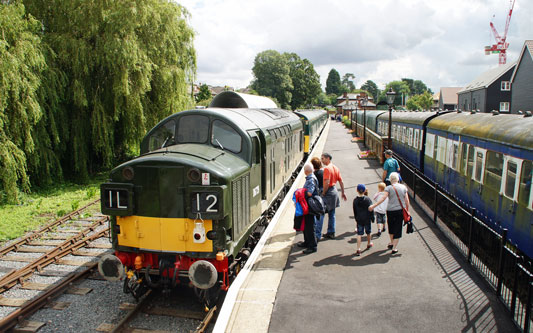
[[428, 112, 533, 149], [293, 109, 327, 121], [198, 107, 302, 130]]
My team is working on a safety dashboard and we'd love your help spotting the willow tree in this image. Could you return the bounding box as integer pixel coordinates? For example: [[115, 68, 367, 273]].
[[24, 0, 196, 181], [0, 3, 45, 203]]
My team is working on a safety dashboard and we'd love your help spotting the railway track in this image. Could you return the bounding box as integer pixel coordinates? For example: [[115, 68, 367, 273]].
[[106, 288, 218, 333], [0, 199, 111, 330]]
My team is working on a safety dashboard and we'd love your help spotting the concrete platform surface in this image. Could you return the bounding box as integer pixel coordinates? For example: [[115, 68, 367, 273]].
[[222, 121, 517, 333]]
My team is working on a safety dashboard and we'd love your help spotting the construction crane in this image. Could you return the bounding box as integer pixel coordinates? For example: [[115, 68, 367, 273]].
[[485, 0, 515, 65]]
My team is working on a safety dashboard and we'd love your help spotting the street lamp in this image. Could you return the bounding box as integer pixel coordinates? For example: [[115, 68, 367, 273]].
[[386, 88, 396, 149], [361, 97, 368, 146]]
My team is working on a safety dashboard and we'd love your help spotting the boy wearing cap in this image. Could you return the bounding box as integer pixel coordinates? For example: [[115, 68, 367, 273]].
[[352, 184, 374, 256], [382, 150, 400, 186]]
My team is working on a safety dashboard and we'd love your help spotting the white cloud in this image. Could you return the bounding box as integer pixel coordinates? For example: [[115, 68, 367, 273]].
[[179, 0, 533, 92]]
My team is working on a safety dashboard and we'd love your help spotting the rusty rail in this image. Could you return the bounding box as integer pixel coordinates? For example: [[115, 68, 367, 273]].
[[110, 289, 155, 333], [195, 306, 217, 333], [0, 199, 101, 257], [0, 217, 109, 293], [0, 263, 97, 332]]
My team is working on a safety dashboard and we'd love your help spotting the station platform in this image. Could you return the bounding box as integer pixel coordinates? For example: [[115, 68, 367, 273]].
[[215, 121, 517, 333]]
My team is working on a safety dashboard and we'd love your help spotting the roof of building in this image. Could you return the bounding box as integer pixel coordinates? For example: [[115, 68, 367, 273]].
[[439, 87, 462, 105], [510, 40, 533, 83], [459, 61, 516, 93], [432, 92, 440, 101]]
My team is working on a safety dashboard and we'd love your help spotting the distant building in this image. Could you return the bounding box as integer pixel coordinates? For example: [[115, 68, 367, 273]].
[[432, 92, 440, 110], [457, 61, 515, 113], [336, 92, 375, 118], [438, 87, 462, 110], [510, 40, 533, 113]]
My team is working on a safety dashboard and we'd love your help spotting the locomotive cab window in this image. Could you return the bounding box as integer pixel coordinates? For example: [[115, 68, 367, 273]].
[[149, 120, 176, 151], [211, 120, 242, 153], [518, 160, 532, 209], [177, 115, 209, 143]]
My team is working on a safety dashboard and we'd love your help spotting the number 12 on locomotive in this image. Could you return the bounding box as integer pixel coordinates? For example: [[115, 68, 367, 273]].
[[192, 192, 218, 213]]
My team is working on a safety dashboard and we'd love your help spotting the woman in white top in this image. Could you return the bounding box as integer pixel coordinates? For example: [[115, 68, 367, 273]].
[[369, 172, 409, 254]]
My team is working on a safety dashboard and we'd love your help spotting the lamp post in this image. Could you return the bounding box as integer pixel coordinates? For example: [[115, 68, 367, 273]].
[[386, 88, 396, 150], [361, 97, 368, 146]]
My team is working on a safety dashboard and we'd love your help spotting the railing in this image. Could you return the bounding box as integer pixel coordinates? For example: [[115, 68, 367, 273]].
[[397, 155, 533, 332]]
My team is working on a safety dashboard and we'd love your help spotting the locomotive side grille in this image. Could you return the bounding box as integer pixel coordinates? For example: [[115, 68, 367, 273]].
[[232, 173, 250, 236]]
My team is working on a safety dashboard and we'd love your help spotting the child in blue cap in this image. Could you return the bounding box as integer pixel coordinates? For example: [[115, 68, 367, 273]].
[[352, 184, 374, 256]]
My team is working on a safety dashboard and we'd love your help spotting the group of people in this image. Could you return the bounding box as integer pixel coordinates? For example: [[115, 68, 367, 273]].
[[294, 150, 410, 256]]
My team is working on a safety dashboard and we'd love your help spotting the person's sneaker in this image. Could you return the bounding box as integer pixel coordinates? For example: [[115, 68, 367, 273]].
[[382, 228, 387, 233], [377, 230, 382, 237], [366, 243, 374, 249], [297, 241, 308, 248], [355, 249, 362, 256], [323, 233, 335, 239], [303, 248, 317, 254]]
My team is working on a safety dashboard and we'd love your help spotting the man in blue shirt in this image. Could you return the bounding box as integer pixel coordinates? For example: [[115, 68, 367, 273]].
[[382, 150, 400, 186]]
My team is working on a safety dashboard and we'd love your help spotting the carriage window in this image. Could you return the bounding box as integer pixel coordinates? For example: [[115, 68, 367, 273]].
[[451, 142, 460, 170], [177, 115, 209, 143], [211, 120, 242, 153], [149, 120, 176, 151], [473, 149, 486, 183], [408, 128, 413, 147], [436, 137, 446, 163], [414, 130, 420, 150], [425, 134, 435, 158], [518, 160, 532, 208], [467, 145, 475, 178], [484, 151, 503, 191], [504, 160, 518, 199], [460, 143, 469, 175]]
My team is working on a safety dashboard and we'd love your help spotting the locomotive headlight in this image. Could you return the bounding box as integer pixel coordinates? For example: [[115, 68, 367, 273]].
[[122, 166, 134, 181], [193, 222, 206, 243]]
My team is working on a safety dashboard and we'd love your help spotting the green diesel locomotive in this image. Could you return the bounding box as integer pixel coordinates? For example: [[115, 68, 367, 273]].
[[98, 92, 326, 304]]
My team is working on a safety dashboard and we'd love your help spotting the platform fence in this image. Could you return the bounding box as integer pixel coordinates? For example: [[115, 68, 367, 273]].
[[396, 155, 533, 332]]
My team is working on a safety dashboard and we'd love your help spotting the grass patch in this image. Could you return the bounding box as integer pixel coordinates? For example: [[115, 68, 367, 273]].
[[0, 174, 108, 243]]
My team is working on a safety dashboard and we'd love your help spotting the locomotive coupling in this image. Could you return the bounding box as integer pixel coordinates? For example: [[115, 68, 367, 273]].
[[189, 260, 218, 289], [98, 254, 125, 282]]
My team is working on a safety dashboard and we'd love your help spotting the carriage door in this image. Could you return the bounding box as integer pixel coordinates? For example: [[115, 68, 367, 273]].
[[500, 156, 522, 230], [249, 131, 263, 219]]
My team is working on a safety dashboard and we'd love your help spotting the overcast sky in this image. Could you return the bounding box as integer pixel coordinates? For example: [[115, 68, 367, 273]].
[[179, 0, 532, 93]]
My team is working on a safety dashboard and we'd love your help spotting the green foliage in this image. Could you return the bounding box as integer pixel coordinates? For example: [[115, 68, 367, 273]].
[[402, 78, 432, 95], [325, 69, 341, 95], [252, 51, 320, 110], [379, 81, 410, 105], [0, 175, 104, 241], [360, 80, 379, 101], [0, 3, 46, 203], [196, 84, 212, 102], [251, 50, 293, 109], [341, 73, 356, 92], [406, 91, 434, 111], [0, 0, 197, 196], [285, 53, 321, 110]]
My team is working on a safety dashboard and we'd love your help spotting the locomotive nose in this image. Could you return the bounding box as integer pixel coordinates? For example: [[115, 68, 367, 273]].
[[188, 260, 218, 289]]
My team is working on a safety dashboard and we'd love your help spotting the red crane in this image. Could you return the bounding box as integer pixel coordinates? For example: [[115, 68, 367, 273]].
[[485, 0, 515, 65]]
